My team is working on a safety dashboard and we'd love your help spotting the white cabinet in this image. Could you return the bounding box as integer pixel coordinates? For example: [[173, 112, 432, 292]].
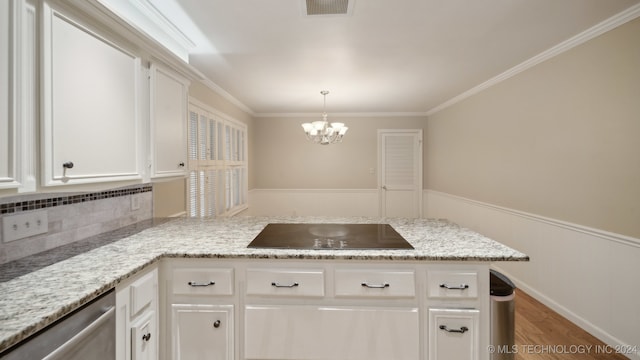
[[426, 266, 487, 360], [244, 305, 419, 360], [41, 3, 142, 186], [1, 0, 11, 188], [427, 270, 478, 298], [243, 264, 420, 360], [171, 304, 233, 360], [160, 259, 490, 360], [131, 311, 156, 360], [172, 268, 234, 296], [1, 0, 36, 191], [334, 269, 416, 298], [162, 261, 235, 360], [149, 64, 189, 179], [116, 265, 158, 360], [428, 308, 480, 360], [245, 268, 325, 297]]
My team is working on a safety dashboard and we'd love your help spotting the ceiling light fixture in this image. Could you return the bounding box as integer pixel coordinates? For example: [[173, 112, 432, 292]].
[[301, 91, 348, 145]]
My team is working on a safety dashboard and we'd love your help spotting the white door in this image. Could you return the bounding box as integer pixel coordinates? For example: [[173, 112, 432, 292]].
[[378, 130, 423, 218]]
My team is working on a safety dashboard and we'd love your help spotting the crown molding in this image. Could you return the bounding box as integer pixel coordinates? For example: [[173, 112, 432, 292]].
[[426, 3, 640, 117], [255, 112, 428, 118]]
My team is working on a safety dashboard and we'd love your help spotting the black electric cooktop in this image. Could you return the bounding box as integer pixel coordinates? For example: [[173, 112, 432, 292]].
[[247, 223, 414, 250]]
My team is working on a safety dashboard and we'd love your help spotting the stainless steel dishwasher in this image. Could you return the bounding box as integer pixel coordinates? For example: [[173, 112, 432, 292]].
[[1, 289, 115, 360]]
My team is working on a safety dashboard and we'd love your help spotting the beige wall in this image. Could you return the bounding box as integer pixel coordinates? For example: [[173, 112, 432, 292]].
[[252, 116, 428, 189], [426, 17, 640, 238], [152, 179, 186, 217]]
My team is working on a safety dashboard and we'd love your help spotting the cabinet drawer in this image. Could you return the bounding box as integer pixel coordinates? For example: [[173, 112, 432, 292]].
[[130, 270, 157, 316], [428, 308, 479, 360], [173, 268, 234, 296], [427, 271, 478, 298], [246, 269, 324, 297], [334, 269, 415, 298]]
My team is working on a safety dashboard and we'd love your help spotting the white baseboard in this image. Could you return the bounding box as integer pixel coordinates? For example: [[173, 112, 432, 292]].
[[426, 189, 640, 360]]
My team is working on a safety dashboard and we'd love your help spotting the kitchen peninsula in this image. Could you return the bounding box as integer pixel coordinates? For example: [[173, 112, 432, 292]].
[[0, 216, 528, 359]]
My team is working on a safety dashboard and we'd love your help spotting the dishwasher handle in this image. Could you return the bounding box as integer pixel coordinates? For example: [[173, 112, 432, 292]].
[[42, 306, 115, 360]]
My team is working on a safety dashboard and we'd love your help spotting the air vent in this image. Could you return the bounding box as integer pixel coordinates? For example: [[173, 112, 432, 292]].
[[305, 0, 350, 15]]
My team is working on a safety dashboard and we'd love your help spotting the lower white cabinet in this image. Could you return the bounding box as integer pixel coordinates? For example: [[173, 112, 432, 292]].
[[171, 304, 233, 360], [244, 305, 419, 360], [116, 265, 158, 360], [131, 311, 156, 360], [428, 308, 480, 360], [159, 259, 490, 360]]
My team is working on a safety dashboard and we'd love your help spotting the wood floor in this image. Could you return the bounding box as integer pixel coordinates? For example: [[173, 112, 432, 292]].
[[514, 290, 629, 360]]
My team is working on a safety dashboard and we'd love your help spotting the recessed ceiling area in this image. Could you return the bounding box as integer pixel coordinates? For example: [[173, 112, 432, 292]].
[[148, 0, 640, 116]]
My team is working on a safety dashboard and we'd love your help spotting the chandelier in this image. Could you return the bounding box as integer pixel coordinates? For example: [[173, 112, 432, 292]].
[[301, 91, 348, 145]]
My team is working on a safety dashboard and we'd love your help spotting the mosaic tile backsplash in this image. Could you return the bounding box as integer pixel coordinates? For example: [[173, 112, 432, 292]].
[[0, 184, 153, 264]]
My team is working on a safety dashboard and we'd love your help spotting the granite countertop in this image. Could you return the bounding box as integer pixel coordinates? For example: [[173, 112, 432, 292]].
[[0, 216, 528, 354]]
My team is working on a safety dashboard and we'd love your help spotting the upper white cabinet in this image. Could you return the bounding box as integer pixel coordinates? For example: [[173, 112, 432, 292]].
[[149, 63, 189, 179], [1, 0, 37, 191], [41, 3, 142, 186], [1, 0, 12, 188]]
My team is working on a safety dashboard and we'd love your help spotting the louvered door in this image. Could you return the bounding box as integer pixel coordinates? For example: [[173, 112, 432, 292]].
[[378, 130, 423, 218]]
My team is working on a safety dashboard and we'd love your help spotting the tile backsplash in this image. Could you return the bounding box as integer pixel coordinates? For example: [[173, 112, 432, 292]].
[[0, 184, 153, 264]]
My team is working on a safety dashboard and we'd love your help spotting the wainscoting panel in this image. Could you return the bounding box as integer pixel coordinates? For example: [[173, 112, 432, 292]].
[[247, 189, 379, 217], [425, 190, 640, 360]]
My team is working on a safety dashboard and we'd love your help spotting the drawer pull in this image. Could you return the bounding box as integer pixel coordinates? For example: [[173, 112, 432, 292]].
[[188, 281, 216, 287], [439, 325, 469, 334], [271, 282, 299, 288], [361, 282, 390, 289], [213, 320, 221, 328], [439, 283, 469, 290]]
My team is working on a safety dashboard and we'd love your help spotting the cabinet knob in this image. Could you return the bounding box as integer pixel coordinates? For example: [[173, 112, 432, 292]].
[[213, 320, 221, 328], [142, 333, 151, 341], [63, 162, 74, 169], [178, 162, 185, 167]]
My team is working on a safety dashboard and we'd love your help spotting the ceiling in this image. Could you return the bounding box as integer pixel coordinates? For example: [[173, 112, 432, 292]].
[[150, 0, 640, 116]]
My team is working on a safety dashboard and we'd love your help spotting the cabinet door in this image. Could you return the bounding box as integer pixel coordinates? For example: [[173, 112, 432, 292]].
[[150, 64, 189, 179], [171, 304, 233, 360], [244, 305, 419, 360], [1, 0, 36, 191], [41, 4, 142, 186], [131, 311, 156, 360], [0, 0, 11, 188], [428, 308, 480, 360]]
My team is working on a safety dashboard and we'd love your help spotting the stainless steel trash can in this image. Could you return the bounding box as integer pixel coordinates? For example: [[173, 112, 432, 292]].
[[490, 269, 516, 360]]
